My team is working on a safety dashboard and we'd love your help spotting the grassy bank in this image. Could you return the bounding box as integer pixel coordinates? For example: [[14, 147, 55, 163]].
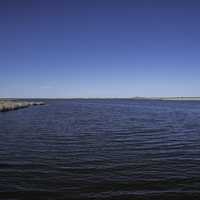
[[0, 101, 45, 112]]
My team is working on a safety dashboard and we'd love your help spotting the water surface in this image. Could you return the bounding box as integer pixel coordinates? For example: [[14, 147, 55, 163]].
[[0, 99, 200, 199]]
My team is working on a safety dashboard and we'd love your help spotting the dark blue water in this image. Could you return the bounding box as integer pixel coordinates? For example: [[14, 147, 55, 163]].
[[0, 99, 200, 199]]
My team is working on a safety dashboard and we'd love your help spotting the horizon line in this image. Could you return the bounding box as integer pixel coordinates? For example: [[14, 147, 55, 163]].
[[1, 97, 200, 100]]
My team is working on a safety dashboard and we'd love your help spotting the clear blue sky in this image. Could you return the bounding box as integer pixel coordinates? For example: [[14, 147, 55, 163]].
[[1, 0, 200, 98]]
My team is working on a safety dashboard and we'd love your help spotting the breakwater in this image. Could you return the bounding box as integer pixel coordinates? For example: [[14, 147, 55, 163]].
[[0, 101, 45, 112]]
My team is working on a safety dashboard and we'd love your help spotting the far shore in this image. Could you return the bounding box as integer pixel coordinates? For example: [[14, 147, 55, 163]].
[[131, 97, 200, 101], [1, 97, 200, 101], [0, 100, 45, 112]]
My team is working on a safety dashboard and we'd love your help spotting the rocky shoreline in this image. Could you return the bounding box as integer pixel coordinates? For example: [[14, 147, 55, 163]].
[[0, 101, 45, 112]]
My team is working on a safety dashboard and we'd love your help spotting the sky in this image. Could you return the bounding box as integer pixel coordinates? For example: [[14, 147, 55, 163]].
[[1, 0, 200, 98]]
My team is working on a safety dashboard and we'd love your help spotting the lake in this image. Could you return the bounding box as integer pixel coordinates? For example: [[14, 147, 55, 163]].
[[0, 99, 200, 199]]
